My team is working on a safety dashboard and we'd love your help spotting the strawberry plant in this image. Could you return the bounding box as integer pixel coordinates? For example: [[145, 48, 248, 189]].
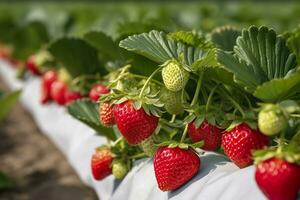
[[1, 5, 300, 198]]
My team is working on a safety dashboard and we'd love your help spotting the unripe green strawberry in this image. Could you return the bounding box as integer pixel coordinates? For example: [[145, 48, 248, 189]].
[[162, 61, 189, 92], [140, 136, 158, 157], [58, 68, 71, 84], [258, 104, 287, 136], [160, 88, 184, 115], [112, 160, 128, 179]]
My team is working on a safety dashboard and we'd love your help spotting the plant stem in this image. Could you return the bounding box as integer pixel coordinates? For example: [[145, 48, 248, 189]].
[[191, 72, 204, 107], [138, 66, 163, 99], [130, 74, 164, 86], [112, 137, 123, 146], [205, 84, 219, 113], [128, 152, 147, 159], [170, 114, 176, 123], [180, 124, 189, 143], [180, 73, 204, 143], [221, 88, 246, 118]]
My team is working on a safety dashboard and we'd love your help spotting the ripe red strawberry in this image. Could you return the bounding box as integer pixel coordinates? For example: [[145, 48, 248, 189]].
[[91, 146, 113, 180], [113, 100, 159, 145], [222, 123, 269, 168], [255, 157, 300, 200], [99, 102, 115, 127], [26, 56, 41, 75], [50, 80, 67, 105], [188, 120, 222, 151], [89, 83, 110, 102], [64, 90, 82, 105], [154, 147, 200, 191], [40, 70, 58, 104]]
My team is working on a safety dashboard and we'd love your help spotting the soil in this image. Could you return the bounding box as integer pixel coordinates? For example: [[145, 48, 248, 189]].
[[0, 79, 98, 200]]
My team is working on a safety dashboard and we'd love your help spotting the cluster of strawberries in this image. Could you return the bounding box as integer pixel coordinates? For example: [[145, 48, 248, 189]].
[[3, 25, 300, 200]]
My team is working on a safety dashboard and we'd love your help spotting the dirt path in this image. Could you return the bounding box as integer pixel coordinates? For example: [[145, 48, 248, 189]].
[[0, 79, 98, 200]]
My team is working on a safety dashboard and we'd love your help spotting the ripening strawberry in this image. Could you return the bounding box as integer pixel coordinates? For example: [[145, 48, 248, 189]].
[[188, 120, 222, 151], [50, 80, 67, 105], [255, 157, 300, 200], [64, 90, 82, 105], [154, 147, 200, 191], [112, 160, 128, 179], [258, 104, 287, 136], [40, 70, 58, 104], [160, 88, 184, 115], [113, 100, 159, 145], [26, 56, 41, 76], [99, 102, 115, 127], [161, 61, 189, 92], [91, 146, 113, 180], [222, 123, 269, 168], [89, 83, 110, 102]]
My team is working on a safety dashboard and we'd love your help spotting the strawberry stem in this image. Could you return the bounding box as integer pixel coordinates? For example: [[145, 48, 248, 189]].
[[190, 72, 204, 107], [170, 114, 176, 123], [128, 152, 147, 159], [180, 73, 204, 143], [130, 74, 164, 86], [205, 84, 219, 113], [221, 89, 246, 118], [139, 65, 163, 99], [180, 124, 189, 143]]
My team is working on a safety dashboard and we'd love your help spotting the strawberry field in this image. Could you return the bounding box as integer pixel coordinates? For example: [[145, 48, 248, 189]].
[[0, 2, 300, 200]]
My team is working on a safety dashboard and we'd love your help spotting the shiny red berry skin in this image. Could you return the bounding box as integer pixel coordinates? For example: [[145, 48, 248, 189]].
[[154, 147, 200, 191], [222, 123, 269, 168], [26, 56, 41, 76], [91, 147, 113, 181], [64, 90, 82, 105], [99, 102, 115, 127], [113, 100, 159, 145], [50, 80, 67, 105], [89, 83, 110, 102], [40, 70, 58, 104], [255, 157, 300, 200], [188, 120, 222, 151]]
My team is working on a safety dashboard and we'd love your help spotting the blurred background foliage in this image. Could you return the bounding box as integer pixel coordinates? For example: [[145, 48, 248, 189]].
[[0, 1, 299, 60]]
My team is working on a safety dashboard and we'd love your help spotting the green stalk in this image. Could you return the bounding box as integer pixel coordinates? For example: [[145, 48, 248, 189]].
[[139, 66, 163, 99], [190, 72, 204, 107], [205, 84, 219, 113], [180, 124, 189, 143], [170, 114, 176, 123], [130, 74, 164, 86], [220, 88, 246, 118], [180, 72, 204, 143], [128, 152, 147, 159]]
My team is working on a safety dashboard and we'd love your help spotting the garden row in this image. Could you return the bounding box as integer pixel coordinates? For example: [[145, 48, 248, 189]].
[[0, 5, 300, 200]]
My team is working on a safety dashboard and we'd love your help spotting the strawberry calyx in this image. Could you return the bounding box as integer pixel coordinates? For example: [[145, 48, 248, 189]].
[[253, 135, 300, 165], [225, 109, 257, 131], [157, 140, 204, 151]]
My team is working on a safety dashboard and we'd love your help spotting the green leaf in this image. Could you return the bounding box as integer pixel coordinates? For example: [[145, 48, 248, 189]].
[[254, 71, 300, 102], [0, 171, 13, 191], [218, 26, 297, 93], [83, 31, 121, 61], [0, 90, 21, 121], [119, 30, 215, 67], [285, 26, 300, 64], [210, 26, 241, 51], [48, 37, 104, 77], [168, 31, 214, 49], [67, 99, 116, 140], [12, 21, 49, 60]]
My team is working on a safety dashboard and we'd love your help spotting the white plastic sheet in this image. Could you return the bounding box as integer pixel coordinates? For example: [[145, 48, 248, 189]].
[[0, 60, 266, 200]]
